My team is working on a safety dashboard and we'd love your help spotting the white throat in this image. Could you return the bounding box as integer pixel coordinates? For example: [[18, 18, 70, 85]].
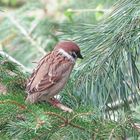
[[58, 49, 76, 62]]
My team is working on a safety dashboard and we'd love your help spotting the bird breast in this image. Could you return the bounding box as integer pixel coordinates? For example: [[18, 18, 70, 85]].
[[45, 63, 74, 98]]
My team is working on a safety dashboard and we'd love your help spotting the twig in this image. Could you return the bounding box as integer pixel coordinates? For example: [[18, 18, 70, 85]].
[[109, 128, 115, 140], [67, 8, 111, 13], [6, 14, 46, 55], [129, 117, 140, 132], [131, 123, 140, 132], [0, 100, 27, 110], [105, 94, 140, 112], [0, 99, 36, 116], [44, 112, 66, 122], [69, 112, 94, 122], [68, 122, 85, 130], [0, 50, 31, 73], [0, 83, 7, 94], [44, 111, 85, 130]]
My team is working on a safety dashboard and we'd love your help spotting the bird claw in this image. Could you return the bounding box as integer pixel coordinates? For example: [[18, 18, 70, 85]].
[[48, 98, 73, 113], [58, 104, 73, 113]]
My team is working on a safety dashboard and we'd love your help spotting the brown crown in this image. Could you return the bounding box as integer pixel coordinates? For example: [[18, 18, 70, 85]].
[[54, 41, 80, 53]]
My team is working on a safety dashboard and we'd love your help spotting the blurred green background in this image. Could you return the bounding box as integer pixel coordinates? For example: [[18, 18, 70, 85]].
[[1, 0, 140, 139], [0, 0, 116, 68]]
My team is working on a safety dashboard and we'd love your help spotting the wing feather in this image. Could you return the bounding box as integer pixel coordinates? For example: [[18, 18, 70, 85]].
[[26, 51, 73, 95]]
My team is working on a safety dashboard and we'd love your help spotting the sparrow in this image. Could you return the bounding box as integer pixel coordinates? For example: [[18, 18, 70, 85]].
[[26, 41, 83, 112]]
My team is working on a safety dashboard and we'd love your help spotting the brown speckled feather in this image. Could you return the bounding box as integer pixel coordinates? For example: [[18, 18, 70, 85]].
[[26, 51, 74, 99]]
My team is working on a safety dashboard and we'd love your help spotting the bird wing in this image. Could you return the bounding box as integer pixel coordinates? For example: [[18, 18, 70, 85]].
[[26, 52, 73, 95]]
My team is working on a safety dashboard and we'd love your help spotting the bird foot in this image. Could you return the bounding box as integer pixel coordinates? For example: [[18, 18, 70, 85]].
[[48, 98, 73, 113], [55, 103, 73, 113]]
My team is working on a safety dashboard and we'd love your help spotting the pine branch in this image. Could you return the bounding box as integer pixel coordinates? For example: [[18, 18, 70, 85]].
[[1, 0, 140, 139], [0, 50, 31, 73], [0, 93, 139, 139], [44, 112, 85, 130], [0, 83, 7, 94], [105, 94, 140, 111], [0, 52, 28, 93], [6, 14, 46, 55], [0, 100, 27, 110], [67, 8, 111, 13], [60, 0, 140, 111]]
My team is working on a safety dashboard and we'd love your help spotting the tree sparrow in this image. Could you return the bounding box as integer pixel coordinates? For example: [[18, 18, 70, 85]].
[[26, 41, 83, 112]]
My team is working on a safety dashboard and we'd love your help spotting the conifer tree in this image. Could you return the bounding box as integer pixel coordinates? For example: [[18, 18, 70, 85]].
[[0, 0, 140, 139]]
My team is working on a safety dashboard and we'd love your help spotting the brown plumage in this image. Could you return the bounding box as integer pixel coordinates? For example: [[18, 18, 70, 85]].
[[26, 41, 83, 112]]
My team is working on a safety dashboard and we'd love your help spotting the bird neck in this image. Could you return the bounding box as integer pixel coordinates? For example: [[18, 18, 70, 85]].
[[58, 48, 76, 62]]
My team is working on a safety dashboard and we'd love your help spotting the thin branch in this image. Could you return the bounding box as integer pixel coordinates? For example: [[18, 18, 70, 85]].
[[67, 8, 111, 13], [44, 112, 66, 122], [0, 99, 37, 117], [69, 112, 94, 122], [6, 14, 46, 55], [129, 117, 140, 132], [0, 83, 7, 94], [105, 94, 140, 112], [131, 123, 140, 132], [0, 50, 31, 73], [0, 100, 27, 110], [109, 128, 115, 140], [44, 112, 85, 130]]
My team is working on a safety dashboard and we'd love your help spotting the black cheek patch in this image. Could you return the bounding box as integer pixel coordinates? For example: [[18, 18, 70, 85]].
[[72, 52, 77, 59]]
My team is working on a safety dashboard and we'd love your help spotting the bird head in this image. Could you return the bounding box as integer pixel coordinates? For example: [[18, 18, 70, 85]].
[[54, 41, 83, 59]]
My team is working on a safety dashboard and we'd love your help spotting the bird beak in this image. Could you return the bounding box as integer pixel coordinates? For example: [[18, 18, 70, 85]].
[[77, 52, 83, 59]]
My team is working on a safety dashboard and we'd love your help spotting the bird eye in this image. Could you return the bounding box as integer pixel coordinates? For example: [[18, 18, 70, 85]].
[[71, 52, 77, 59]]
